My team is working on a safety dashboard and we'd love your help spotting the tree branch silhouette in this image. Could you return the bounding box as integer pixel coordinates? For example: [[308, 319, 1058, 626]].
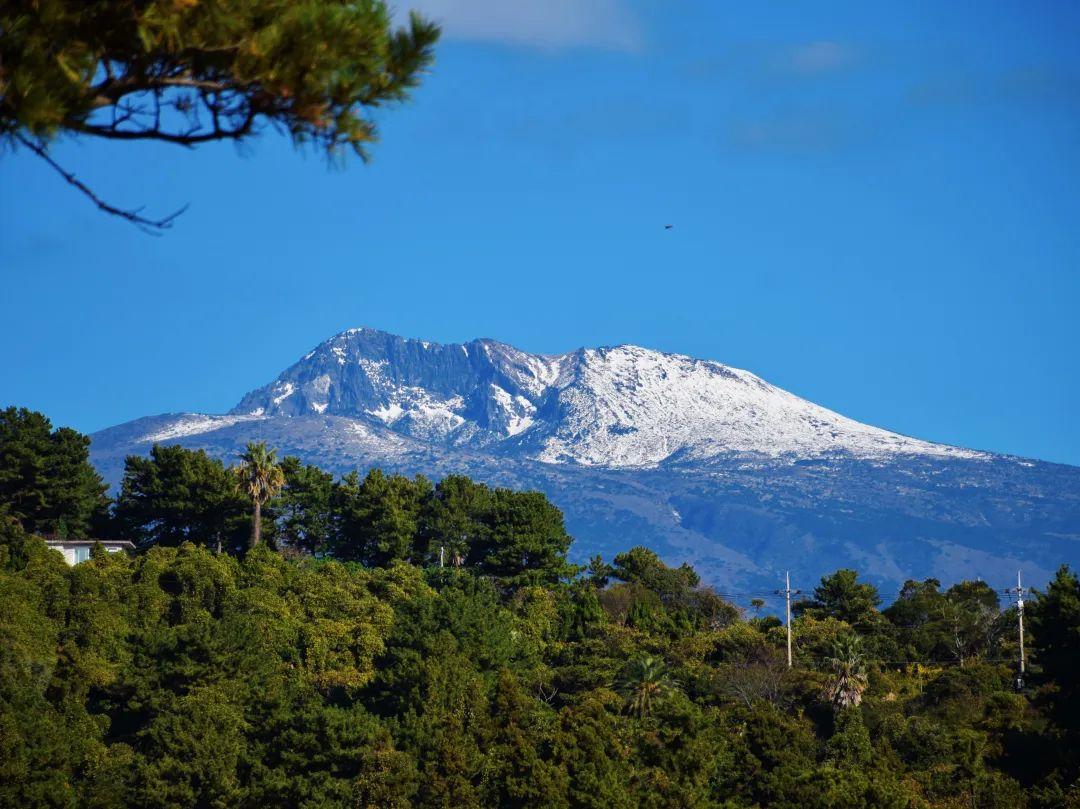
[[16, 134, 188, 234]]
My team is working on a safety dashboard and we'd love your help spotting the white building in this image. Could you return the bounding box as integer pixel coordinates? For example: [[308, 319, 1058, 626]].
[[45, 539, 136, 565]]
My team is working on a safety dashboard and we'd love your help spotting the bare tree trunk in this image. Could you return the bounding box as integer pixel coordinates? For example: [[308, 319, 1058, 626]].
[[251, 500, 261, 548]]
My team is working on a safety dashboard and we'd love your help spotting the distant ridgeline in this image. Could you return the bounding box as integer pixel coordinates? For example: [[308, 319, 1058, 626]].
[[3, 405, 1080, 807], [89, 327, 1080, 596]]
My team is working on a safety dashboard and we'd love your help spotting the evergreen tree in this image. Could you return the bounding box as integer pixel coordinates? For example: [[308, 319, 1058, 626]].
[[586, 554, 613, 588], [475, 489, 575, 587], [1029, 565, 1080, 739], [609, 546, 738, 631], [420, 474, 494, 567], [270, 456, 335, 555], [826, 708, 873, 766], [332, 469, 427, 566], [797, 568, 882, 630], [884, 578, 948, 659], [562, 579, 606, 641], [941, 580, 1006, 663], [1, 1, 439, 227], [0, 406, 109, 536], [114, 444, 247, 551]]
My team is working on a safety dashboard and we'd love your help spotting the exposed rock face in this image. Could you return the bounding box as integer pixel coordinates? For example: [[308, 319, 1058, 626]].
[[91, 327, 1080, 595]]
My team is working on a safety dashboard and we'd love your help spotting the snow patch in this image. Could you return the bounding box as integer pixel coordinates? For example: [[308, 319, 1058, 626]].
[[489, 384, 537, 436], [272, 382, 295, 405], [369, 403, 404, 424], [140, 415, 264, 444], [358, 357, 389, 380]]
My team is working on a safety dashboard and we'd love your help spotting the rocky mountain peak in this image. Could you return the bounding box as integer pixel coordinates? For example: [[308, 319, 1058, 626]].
[[225, 327, 980, 467]]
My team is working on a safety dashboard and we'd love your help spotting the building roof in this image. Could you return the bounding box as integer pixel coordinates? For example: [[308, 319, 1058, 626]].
[[43, 539, 136, 549]]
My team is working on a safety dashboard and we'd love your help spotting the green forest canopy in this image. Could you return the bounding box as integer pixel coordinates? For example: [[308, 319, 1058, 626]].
[[2, 405, 1080, 808]]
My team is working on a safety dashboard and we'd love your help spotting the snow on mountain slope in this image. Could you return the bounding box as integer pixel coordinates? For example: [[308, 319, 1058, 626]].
[[88, 410, 433, 488], [227, 327, 981, 468], [136, 414, 266, 444], [532, 345, 981, 467]]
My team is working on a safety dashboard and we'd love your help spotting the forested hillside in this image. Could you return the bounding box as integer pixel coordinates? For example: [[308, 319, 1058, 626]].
[[2, 406, 1079, 808]]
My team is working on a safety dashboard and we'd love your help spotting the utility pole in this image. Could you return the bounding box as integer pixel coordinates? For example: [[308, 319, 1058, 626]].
[[1013, 570, 1026, 689], [776, 572, 800, 668]]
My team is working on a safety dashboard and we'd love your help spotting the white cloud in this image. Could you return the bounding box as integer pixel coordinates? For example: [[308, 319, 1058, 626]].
[[399, 0, 641, 51]]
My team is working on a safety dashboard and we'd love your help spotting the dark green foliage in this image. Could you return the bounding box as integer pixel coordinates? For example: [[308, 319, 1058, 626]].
[[270, 456, 335, 555], [2, 1, 438, 228], [420, 474, 493, 566], [885, 578, 949, 656], [3, 408, 1079, 807], [562, 579, 606, 641], [605, 546, 739, 633], [328, 470, 573, 585], [827, 709, 873, 765], [110, 440, 577, 587], [796, 568, 882, 629], [114, 444, 248, 552], [474, 489, 574, 586], [0, 530, 1076, 807], [0, 406, 109, 537], [1029, 564, 1080, 769], [2, 1, 438, 156], [586, 554, 614, 587], [1029, 566, 1080, 704], [332, 469, 428, 566], [613, 655, 679, 717], [613, 546, 699, 591], [883, 577, 1009, 664]]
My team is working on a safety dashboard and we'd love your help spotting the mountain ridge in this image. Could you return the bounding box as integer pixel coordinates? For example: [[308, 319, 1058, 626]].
[[89, 327, 1080, 594], [225, 326, 985, 467]]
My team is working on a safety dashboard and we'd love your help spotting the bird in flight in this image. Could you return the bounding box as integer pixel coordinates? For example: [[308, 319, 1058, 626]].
[[664, 224, 673, 230]]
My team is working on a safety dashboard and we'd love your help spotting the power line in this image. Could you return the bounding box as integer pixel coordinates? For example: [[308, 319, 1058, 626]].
[[714, 570, 1036, 679], [711, 580, 1040, 604], [795, 655, 1019, 668]]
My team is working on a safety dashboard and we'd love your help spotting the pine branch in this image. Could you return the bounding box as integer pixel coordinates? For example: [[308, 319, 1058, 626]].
[[16, 134, 188, 234]]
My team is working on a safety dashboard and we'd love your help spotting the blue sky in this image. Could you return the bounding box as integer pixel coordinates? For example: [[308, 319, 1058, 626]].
[[2, 0, 1079, 464]]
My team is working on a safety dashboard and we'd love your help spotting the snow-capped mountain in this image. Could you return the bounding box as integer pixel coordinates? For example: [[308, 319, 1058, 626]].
[[90, 327, 1080, 594], [227, 327, 979, 467]]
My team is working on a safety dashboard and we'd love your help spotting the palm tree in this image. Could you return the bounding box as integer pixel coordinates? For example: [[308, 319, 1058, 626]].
[[825, 636, 868, 710], [613, 656, 680, 717], [234, 442, 285, 549]]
